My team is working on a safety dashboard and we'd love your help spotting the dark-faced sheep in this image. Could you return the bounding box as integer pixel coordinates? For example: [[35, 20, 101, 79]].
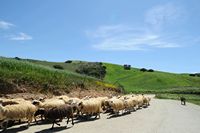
[[44, 104, 77, 129], [180, 97, 186, 105], [34, 108, 45, 123]]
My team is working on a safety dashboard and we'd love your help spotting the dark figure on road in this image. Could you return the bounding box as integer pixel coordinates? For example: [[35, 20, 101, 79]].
[[180, 97, 186, 105]]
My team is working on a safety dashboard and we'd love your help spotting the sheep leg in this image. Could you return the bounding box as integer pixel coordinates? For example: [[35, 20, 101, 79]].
[[2, 120, 8, 131], [67, 118, 69, 124], [51, 122, 55, 130], [71, 117, 74, 125], [55, 121, 61, 126], [41, 114, 44, 120], [34, 117, 38, 124]]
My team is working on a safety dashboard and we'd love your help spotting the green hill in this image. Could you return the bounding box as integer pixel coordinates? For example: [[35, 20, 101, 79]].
[[4, 57, 200, 94], [103, 63, 200, 93], [22, 57, 200, 94], [0, 57, 119, 95]]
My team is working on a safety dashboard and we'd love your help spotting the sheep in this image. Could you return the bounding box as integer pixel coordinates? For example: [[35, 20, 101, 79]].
[[55, 95, 70, 103], [32, 99, 66, 109], [78, 98, 102, 118], [0, 102, 37, 131], [123, 97, 138, 112], [44, 104, 77, 129], [96, 97, 109, 110], [180, 97, 186, 105], [135, 95, 144, 109], [67, 97, 81, 105], [34, 108, 45, 123], [106, 98, 126, 115], [0, 98, 26, 106], [142, 96, 151, 107]]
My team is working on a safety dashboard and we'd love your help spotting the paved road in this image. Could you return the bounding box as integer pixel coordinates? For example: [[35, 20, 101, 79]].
[[2, 98, 200, 133]]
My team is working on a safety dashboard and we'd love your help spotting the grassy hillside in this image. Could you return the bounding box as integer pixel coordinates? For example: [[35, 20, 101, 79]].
[[11, 57, 200, 94], [0, 57, 119, 95], [103, 63, 200, 93]]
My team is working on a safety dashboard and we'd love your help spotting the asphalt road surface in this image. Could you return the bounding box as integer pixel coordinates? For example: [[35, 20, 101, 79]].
[[2, 97, 200, 133]]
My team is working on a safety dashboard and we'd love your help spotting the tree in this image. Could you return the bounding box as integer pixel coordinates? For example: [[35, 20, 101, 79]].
[[140, 68, 147, 72], [53, 65, 64, 70]]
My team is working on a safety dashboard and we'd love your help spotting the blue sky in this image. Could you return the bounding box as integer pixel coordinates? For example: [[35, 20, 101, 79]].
[[0, 0, 200, 73]]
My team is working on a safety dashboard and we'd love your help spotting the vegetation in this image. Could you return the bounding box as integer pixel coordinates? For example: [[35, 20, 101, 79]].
[[53, 64, 64, 70], [103, 63, 200, 93], [75, 62, 106, 79], [155, 93, 200, 106], [7, 57, 200, 95], [0, 57, 119, 95], [65, 60, 72, 63], [140, 68, 147, 72], [189, 73, 200, 77]]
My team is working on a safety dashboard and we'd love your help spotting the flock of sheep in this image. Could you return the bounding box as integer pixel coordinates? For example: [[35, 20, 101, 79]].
[[0, 94, 151, 131]]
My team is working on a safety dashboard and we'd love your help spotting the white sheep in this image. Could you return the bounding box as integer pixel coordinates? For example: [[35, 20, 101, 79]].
[[0, 98, 27, 106], [106, 98, 126, 115], [0, 102, 37, 131], [78, 98, 102, 118], [32, 98, 66, 109]]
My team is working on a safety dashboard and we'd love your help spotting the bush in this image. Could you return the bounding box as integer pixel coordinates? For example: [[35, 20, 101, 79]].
[[189, 74, 196, 77], [14, 57, 21, 60], [140, 68, 147, 72], [148, 69, 154, 72], [102, 66, 107, 70], [65, 60, 72, 63], [189, 73, 200, 77], [53, 65, 64, 70], [75, 62, 106, 79], [195, 73, 200, 77], [124, 64, 131, 70]]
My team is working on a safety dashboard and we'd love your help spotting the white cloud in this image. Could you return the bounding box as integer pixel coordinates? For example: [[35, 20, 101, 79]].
[[87, 25, 180, 51], [10, 32, 32, 41], [86, 3, 190, 51], [145, 3, 184, 30], [0, 21, 14, 29]]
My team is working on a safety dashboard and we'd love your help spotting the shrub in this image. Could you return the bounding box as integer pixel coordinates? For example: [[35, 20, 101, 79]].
[[75, 62, 106, 79], [102, 66, 107, 70], [148, 69, 154, 72], [140, 68, 147, 72], [124, 64, 131, 70], [65, 60, 72, 63], [53, 65, 64, 70], [189, 74, 196, 77], [195, 73, 200, 77], [14, 57, 21, 60]]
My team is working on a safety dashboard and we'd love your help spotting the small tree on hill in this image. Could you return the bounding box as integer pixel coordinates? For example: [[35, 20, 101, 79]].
[[140, 68, 147, 72], [53, 65, 64, 70]]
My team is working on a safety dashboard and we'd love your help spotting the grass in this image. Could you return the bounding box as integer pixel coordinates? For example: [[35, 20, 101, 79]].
[[155, 93, 200, 106], [0, 57, 118, 94], [7, 57, 200, 94], [103, 63, 200, 93]]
